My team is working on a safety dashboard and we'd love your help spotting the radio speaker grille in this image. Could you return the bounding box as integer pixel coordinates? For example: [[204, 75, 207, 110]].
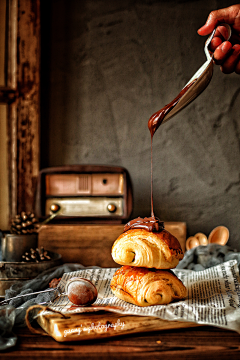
[[77, 175, 91, 194]]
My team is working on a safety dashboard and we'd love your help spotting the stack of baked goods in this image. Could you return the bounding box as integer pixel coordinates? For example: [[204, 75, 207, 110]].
[[110, 216, 187, 307]]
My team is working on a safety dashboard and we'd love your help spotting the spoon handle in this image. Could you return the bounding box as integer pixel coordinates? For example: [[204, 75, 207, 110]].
[[204, 23, 231, 61], [0, 287, 60, 306]]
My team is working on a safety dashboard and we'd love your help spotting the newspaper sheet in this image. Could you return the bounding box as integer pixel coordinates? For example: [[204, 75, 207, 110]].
[[46, 260, 240, 333]]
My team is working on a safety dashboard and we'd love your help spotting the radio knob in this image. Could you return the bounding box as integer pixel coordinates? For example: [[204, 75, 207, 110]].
[[50, 204, 61, 213], [107, 203, 117, 213]]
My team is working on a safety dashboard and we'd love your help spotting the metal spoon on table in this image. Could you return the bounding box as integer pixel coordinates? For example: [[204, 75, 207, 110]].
[[161, 23, 232, 125]]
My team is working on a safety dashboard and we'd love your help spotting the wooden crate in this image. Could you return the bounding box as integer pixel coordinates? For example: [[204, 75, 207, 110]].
[[38, 222, 186, 268]]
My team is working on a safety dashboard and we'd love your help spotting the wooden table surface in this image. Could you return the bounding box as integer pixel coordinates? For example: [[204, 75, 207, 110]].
[[1, 325, 240, 360]]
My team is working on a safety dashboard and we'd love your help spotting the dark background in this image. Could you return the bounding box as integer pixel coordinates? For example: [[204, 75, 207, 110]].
[[40, 0, 240, 249]]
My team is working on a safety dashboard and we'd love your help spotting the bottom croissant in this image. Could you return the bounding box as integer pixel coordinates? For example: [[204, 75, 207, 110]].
[[110, 266, 187, 307]]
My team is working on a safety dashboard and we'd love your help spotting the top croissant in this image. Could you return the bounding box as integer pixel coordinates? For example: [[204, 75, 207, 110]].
[[111, 228, 184, 269]]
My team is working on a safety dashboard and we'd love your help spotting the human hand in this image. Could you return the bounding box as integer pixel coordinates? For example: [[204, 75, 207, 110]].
[[198, 4, 240, 74]]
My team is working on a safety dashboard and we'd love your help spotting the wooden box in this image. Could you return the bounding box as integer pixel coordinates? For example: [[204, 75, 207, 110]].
[[38, 222, 186, 268]]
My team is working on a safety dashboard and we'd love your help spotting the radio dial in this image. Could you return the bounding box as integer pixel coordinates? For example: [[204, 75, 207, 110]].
[[107, 203, 117, 213], [50, 203, 61, 213]]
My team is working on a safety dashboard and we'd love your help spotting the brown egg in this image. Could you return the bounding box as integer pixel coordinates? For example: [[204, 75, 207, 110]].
[[65, 277, 98, 306]]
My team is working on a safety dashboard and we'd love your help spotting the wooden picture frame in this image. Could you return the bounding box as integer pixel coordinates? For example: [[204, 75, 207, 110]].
[[0, 0, 40, 225]]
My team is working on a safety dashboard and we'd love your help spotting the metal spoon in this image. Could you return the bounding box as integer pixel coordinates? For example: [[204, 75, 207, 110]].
[[162, 23, 232, 125]]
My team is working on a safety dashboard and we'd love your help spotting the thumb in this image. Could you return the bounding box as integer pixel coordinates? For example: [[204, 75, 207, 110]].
[[198, 22, 217, 36], [198, 8, 230, 36]]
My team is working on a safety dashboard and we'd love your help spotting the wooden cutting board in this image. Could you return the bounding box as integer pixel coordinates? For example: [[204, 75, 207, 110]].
[[29, 307, 199, 342]]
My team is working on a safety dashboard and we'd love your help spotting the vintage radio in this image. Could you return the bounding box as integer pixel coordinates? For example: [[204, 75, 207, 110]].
[[35, 165, 133, 223]]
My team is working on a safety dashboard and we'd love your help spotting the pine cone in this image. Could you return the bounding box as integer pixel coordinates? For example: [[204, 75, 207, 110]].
[[49, 278, 62, 288], [11, 211, 39, 235], [21, 247, 52, 263]]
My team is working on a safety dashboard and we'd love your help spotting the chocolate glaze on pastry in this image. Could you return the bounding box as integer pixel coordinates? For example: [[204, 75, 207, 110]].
[[124, 216, 164, 233]]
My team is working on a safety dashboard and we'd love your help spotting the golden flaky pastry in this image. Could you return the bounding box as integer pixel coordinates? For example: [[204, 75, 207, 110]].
[[111, 229, 183, 269], [110, 266, 187, 306]]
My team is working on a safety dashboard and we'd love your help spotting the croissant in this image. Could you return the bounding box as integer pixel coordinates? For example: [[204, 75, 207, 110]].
[[111, 229, 183, 269], [110, 266, 187, 306]]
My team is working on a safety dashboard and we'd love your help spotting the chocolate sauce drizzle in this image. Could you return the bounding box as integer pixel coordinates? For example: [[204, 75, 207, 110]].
[[125, 80, 197, 233], [124, 216, 164, 233], [148, 80, 197, 137]]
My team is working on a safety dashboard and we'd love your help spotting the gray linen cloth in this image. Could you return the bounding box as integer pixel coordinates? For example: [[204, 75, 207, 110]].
[[0, 263, 99, 350], [176, 244, 240, 271]]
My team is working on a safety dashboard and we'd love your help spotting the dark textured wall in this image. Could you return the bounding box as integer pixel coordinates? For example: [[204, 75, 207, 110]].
[[41, 0, 240, 249]]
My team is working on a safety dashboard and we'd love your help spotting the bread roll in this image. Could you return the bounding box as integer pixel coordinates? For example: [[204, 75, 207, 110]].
[[111, 229, 183, 269], [110, 266, 187, 306]]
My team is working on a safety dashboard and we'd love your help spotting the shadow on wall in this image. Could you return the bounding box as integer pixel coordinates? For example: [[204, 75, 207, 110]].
[[40, 0, 240, 249]]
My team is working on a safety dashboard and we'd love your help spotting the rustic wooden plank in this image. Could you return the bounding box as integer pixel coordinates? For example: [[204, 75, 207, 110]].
[[2, 0, 18, 225], [38, 222, 186, 267], [0, 104, 9, 229], [3, 0, 40, 220], [1, 325, 240, 360], [8, 101, 18, 219], [0, 0, 7, 86], [15, 0, 40, 214], [4, 0, 40, 222], [7, 0, 18, 89], [0, 88, 17, 103], [38, 224, 125, 267]]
